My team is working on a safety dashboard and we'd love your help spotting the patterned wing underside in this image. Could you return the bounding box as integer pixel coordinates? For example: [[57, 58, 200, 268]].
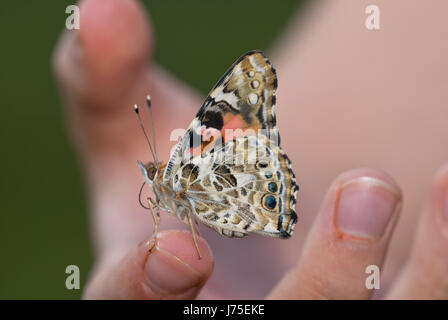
[[163, 50, 278, 182], [171, 135, 298, 238]]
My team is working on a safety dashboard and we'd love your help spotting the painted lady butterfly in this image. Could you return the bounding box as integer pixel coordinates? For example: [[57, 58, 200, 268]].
[[135, 50, 298, 258]]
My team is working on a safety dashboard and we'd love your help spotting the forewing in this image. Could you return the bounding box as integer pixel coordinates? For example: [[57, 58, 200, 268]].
[[163, 50, 278, 182]]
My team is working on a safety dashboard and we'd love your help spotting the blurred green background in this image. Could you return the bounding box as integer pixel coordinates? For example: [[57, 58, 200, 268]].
[[0, 0, 307, 299]]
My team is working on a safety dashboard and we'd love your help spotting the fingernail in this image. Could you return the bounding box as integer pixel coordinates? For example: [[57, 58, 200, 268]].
[[336, 177, 400, 239], [144, 240, 203, 296]]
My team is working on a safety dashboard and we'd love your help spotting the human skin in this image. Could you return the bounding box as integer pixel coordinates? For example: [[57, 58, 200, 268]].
[[53, 0, 448, 299]]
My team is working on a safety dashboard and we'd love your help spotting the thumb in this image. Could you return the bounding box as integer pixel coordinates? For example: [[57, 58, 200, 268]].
[[83, 230, 214, 299]]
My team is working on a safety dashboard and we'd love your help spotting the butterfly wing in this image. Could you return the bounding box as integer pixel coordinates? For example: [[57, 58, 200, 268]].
[[163, 50, 298, 238], [162, 50, 279, 182], [174, 134, 298, 238]]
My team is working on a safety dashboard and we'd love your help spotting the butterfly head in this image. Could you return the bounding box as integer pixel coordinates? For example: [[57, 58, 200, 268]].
[[138, 160, 162, 186]]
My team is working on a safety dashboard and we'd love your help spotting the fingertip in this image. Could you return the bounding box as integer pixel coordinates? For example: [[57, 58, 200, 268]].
[[315, 167, 403, 237], [142, 230, 214, 298], [326, 168, 402, 242], [268, 167, 403, 299], [333, 167, 403, 200], [79, 0, 153, 71], [386, 163, 448, 299], [432, 163, 448, 192], [154, 230, 214, 272], [54, 0, 154, 107], [425, 163, 448, 226], [83, 230, 213, 300]]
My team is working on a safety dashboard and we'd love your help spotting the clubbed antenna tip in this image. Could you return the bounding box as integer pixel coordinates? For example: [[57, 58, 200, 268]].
[[133, 94, 158, 164]]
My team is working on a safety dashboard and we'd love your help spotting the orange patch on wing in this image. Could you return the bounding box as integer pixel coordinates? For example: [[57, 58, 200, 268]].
[[221, 113, 261, 142], [187, 127, 221, 158], [222, 114, 245, 130], [187, 113, 263, 157]]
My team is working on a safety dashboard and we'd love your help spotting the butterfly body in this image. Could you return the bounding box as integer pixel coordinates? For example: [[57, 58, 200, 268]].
[[138, 50, 298, 248], [138, 161, 190, 225]]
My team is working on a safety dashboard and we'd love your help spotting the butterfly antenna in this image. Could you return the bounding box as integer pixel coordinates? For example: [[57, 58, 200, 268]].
[[134, 103, 157, 162], [146, 95, 159, 164]]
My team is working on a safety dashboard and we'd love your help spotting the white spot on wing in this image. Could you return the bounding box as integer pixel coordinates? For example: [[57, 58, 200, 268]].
[[213, 90, 239, 108], [251, 80, 259, 88], [235, 173, 256, 186], [248, 93, 258, 105], [263, 222, 278, 233]]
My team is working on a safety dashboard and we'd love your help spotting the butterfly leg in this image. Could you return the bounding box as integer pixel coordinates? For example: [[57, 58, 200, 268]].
[[186, 212, 203, 260], [147, 197, 160, 253], [194, 217, 201, 237], [149, 197, 161, 219]]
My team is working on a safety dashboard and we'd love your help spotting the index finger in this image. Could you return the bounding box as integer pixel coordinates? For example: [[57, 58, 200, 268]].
[[53, 0, 202, 258]]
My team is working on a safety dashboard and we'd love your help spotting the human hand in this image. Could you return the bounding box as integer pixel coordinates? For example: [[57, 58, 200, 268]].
[[53, 0, 448, 299]]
